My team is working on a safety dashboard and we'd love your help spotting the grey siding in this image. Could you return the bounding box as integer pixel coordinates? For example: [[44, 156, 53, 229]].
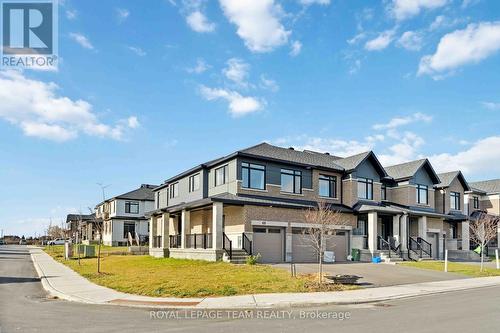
[[353, 159, 381, 182], [167, 170, 206, 207], [412, 167, 434, 186]]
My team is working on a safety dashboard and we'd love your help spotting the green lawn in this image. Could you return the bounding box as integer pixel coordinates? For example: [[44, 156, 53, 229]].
[[44, 247, 356, 297], [401, 261, 500, 277]]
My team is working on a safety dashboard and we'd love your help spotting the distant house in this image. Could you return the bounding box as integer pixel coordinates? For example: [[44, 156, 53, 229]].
[[95, 184, 156, 246]]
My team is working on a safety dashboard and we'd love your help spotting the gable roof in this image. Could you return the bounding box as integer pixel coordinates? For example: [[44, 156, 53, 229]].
[[66, 213, 95, 223], [115, 184, 157, 201], [332, 151, 388, 178], [469, 179, 500, 194], [435, 171, 471, 191], [384, 158, 440, 184]]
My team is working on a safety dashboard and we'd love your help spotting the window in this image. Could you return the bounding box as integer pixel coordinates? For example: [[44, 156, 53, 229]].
[[189, 174, 200, 192], [125, 201, 139, 214], [353, 216, 367, 236], [473, 196, 480, 209], [381, 184, 387, 201], [450, 224, 457, 239], [242, 162, 266, 190], [215, 165, 228, 186], [123, 222, 135, 239], [156, 191, 161, 209], [319, 174, 337, 198], [281, 168, 301, 194], [416, 184, 428, 205], [169, 183, 179, 199], [357, 178, 373, 200], [450, 192, 461, 210]]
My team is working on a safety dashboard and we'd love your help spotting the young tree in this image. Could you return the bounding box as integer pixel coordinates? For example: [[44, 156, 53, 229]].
[[87, 207, 104, 273], [302, 201, 346, 284], [470, 212, 499, 272], [46, 221, 67, 239]]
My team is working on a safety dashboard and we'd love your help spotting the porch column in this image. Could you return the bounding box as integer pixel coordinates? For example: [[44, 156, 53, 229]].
[[392, 215, 400, 245], [418, 216, 428, 241], [400, 214, 408, 250], [161, 213, 170, 249], [181, 210, 191, 249], [212, 202, 223, 249], [368, 211, 378, 255], [149, 216, 157, 249], [461, 221, 470, 250]]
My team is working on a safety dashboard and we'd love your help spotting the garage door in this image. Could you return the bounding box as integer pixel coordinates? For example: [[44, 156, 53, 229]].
[[324, 232, 348, 262], [292, 228, 318, 263], [253, 227, 284, 263]]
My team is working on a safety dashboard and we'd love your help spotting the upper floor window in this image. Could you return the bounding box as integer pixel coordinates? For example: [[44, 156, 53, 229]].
[[416, 184, 428, 205], [189, 173, 200, 192], [242, 162, 265, 190], [169, 182, 179, 199], [381, 184, 387, 201], [215, 165, 228, 186], [357, 178, 373, 200], [125, 201, 139, 214], [281, 169, 301, 194], [450, 192, 461, 210], [473, 196, 480, 209], [319, 174, 336, 198], [156, 192, 161, 209]]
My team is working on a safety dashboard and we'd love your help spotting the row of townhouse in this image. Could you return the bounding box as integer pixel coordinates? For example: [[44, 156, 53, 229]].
[[66, 142, 500, 263], [146, 142, 499, 263]]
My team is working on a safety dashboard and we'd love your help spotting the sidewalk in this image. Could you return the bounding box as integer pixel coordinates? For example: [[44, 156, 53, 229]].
[[30, 248, 500, 309]]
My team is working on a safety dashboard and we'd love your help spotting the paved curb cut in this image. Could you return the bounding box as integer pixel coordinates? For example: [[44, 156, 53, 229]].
[[30, 249, 500, 310]]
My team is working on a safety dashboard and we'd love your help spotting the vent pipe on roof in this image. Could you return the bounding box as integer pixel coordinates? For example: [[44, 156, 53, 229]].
[[288, 147, 295, 150], [324, 152, 330, 155]]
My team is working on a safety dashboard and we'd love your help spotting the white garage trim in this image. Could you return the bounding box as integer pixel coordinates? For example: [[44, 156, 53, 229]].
[[251, 220, 289, 227]]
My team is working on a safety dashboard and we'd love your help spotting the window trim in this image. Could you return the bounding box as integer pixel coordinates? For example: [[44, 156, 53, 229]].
[[357, 178, 374, 200], [125, 201, 140, 214], [241, 162, 266, 190], [473, 196, 480, 210], [280, 168, 302, 194], [188, 173, 200, 193], [169, 182, 179, 199], [416, 184, 429, 205], [450, 191, 461, 210], [381, 184, 387, 201], [319, 174, 337, 198], [215, 165, 228, 187]]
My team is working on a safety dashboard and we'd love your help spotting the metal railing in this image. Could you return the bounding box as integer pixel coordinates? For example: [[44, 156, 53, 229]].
[[378, 236, 391, 258], [152, 236, 162, 248], [417, 237, 432, 257], [185, 233, 212, 249], [408, 237, 420, 261], [223, 232, 232, 260], [169, 235, 181, 248], [242, 233, 252, 255]]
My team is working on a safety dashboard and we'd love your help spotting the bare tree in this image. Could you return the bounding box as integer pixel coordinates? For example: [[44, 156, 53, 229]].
[[470, 212, 499, 272], [46, 220, 67, 240], [87, 207, 104, 273], [302, 201, 347, 284]]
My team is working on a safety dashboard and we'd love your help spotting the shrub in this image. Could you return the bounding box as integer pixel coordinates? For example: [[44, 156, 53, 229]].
[[246, 254, 261, 265]]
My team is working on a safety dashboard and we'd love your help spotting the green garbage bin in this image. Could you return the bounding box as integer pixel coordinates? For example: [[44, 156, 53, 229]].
[[351, 248, 361, 261]]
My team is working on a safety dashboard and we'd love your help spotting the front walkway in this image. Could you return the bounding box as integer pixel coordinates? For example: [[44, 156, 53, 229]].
[[30, 247, 500, 309], [272, 262, 467, 287]]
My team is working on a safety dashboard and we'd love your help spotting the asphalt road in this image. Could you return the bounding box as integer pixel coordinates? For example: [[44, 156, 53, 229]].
[[1, 245, 499, 333]]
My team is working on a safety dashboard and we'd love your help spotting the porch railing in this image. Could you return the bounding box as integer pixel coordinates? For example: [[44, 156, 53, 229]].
[[185, 233, 212, 249], [417, 237, 432, 257], [378, 236, 391, 258], [242, 233, 252, 255], [169, 235, 181, 248], [408, 237, 420, 261], [223, 232, 232, 260], [152, 236, 162, 248]]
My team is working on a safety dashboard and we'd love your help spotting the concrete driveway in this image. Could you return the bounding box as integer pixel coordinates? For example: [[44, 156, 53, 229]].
[[272, 262, 468, 287]]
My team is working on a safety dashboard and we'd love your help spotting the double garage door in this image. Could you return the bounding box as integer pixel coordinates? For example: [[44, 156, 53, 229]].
[[253, 226, 348, 263]]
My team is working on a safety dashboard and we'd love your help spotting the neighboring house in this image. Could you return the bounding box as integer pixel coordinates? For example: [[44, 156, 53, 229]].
[[65, 213, 96, 242], [147, 142, 478, 263], [95, 184, 156, 246], [466, 179, 500, 249]]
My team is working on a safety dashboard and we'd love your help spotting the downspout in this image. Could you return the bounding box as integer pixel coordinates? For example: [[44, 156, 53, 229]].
[[442, 189, 446, 214]]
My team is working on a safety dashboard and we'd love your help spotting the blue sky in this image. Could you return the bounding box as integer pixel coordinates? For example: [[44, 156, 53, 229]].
[[1, 0, 500, 236]]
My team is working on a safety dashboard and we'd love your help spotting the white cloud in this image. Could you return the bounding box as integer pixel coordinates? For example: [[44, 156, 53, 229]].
[[127, 46, 146, 56], [390, 0, 448, 21], [298, 0, 331, 5], [419, 22, 500, 76], [69, 33, 94, 50], [219, 0, 290, 53], [398, 31, 424, 51], [378, 131, 425, 166], [290, 40, 302, 56], [272, 135, 374, 157], [347, 32, 366, 45], [187, 58, 210, 74], [115, 8, 130, 22], [365, 29, 396, 51], [66, 9, 77, 20], [481, 101, 500, 110], [373, 112, 433, 130], [260, 75, 279, 92], [0, 71, 138, 142], [222, 58, 250, 86], [186, 10, 216, 33], [349, 59, 361, 74], [127, 116, 140, 129], [199, 85, 263, 116], [429, 136, 500, 175]]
